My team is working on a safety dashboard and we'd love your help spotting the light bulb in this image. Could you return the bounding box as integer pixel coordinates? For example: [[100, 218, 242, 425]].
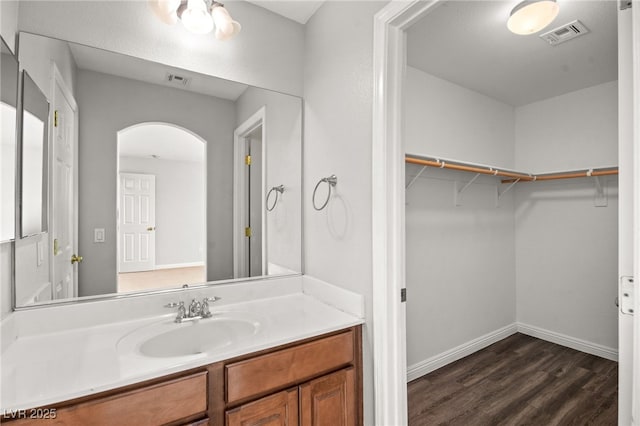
[[211, 5, 234, 37], [181, 0, 214, 34], [148, 0, 181, 25], [507, 0, 559, 35]]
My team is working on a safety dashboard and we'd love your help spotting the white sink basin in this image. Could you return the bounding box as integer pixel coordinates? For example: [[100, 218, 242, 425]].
[[118, 313, 261, 359]]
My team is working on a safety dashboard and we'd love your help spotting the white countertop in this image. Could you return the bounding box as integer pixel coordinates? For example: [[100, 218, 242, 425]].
[[1, 282, 363, 411]]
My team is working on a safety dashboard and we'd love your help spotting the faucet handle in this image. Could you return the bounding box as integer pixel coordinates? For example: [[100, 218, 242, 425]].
[[164, 301, 184, 308], [201, 296, 221, 318]]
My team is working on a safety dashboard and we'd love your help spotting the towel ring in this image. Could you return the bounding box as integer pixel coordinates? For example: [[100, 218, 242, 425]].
[[312, 175, 337, 211], [266, 185, 285, 211]]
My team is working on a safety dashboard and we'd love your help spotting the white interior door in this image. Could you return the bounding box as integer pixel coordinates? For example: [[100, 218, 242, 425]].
[[51, 67, 77, 300], [118, 173, 156, 273]]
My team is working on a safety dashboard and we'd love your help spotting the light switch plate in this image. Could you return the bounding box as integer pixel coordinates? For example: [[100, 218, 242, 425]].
[[94, 228, 105, 243]]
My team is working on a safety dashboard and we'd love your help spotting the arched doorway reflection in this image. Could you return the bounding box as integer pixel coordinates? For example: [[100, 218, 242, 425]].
[[117, 123, 206, 292]]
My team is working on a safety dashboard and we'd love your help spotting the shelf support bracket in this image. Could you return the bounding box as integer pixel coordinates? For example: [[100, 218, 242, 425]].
[[406, 166, 427, 190], [592, 174, 607, 207], [495, 178, 520, 208], [455, 173, 481, 206]]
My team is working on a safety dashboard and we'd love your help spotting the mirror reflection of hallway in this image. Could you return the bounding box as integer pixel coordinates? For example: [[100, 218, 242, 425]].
[[116, 123, 206, 292]]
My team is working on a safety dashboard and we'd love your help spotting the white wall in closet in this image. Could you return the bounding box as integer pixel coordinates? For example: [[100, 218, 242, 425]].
[[405, 66, 517, 372], [514, 82, 619, 353], [405, 67, 515, 168], [405, 66, 619, 375]]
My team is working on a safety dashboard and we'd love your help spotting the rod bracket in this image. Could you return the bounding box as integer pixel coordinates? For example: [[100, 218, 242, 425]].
[[496, 178, 519, 207], [455, 173, 481, 206], [593, 175, 607, 207], [406, 165, 427, 190]]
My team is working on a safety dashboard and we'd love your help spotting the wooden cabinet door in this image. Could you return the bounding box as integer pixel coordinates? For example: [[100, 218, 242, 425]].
[[226, 388, 298, 426], [299, 368, 355, 426]]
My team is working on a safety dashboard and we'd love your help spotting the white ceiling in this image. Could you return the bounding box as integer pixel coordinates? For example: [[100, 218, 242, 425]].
[[119, 124, 205, 163], [244, 0, 325, 24], [407, 0, 618, 106], [69, 42, 248, 101]]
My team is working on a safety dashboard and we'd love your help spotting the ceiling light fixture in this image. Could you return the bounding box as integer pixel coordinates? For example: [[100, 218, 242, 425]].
[[149, 0, 241, 39], [507, 0, 559, 35]]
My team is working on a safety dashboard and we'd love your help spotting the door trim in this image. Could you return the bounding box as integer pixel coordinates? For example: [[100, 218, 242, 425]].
[[233, 107, 267, 278], [371, 1, 441, 424], [632, 3, 640, 423]]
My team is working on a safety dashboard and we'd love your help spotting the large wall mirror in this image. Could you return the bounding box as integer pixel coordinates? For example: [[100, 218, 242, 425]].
[[13, 31, 302, 308], [1, 36, 18, 242]]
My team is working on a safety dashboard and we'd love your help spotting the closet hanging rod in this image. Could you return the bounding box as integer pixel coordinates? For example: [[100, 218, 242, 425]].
[[405, 156, 535, 181], [501, 168, 618, 183], [405, 156, 619, 183]]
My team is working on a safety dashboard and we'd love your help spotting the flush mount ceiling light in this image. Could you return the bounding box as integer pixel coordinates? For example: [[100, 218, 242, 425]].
[[507, 0, 559, 35], [149, 0, 241, 40]]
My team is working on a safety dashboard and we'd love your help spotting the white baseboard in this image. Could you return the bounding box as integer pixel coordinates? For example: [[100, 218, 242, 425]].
[[516, 322, 618, 362], [155, 262, 204, 270], [406, 323, 518, 382], [406, 322, 619, 383]]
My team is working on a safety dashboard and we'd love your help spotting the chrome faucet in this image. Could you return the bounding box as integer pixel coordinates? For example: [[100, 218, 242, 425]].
[[165, 297, 221, 323]]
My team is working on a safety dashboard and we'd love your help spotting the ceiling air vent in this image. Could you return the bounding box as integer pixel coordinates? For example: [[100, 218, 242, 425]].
[[165, 73, 191, 86], [539, 20, 589, 46]]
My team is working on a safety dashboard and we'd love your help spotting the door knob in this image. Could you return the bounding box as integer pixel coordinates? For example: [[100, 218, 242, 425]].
[[147, 226, 156, 231], [70, 254, 83, 264]]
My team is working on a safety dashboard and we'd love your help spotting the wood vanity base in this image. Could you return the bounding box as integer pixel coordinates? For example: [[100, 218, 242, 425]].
[[3, 326, 362, 426]]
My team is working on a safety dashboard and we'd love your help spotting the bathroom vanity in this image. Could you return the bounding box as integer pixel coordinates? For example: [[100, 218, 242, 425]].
[[4, 326, 361, 425], [1, 277, 365, 426]]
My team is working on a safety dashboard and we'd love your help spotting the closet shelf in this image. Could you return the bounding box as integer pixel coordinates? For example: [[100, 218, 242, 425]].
[[405, 155, 618, 184]]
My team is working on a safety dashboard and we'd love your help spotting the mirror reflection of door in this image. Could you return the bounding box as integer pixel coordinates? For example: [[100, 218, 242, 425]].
[[245, 126, 263, 277], [117, 123, 206, 292], [51, 67, 78, 301]]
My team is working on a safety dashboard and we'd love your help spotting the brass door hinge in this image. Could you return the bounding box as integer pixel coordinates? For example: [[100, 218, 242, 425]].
[[245, 155, 251, 166], [54, 110, 59, 127], [245, 227, 252, 238], [53, 238, 60, 255]]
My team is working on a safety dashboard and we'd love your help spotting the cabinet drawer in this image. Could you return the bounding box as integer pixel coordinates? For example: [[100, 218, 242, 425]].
[[226, 330, 354, 404], [10, 371, 208, 426]]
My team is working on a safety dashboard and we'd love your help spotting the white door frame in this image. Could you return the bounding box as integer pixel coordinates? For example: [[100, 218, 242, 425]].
[[49, 62, 78, 298], [631, 3, 640, 423], [233, 106, 267, 278], [372, 1, 440, 424]]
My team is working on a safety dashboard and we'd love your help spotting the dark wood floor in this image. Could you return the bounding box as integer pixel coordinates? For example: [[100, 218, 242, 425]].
[[408, 333, 618, 426]]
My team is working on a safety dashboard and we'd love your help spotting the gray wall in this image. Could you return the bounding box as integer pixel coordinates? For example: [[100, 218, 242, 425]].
[[303, 2, 387, 424], [514, 81, 619, 350], [405, 66, 515, 168], [0, 1, 19, 52], [77, 69, 235, 296], [119, 156, 205, 268], [236, 86, 302, 274], [404, 66, 517, 369]]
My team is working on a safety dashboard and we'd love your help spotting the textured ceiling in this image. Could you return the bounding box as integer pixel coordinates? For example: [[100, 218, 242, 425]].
[[407, 1, 618, 106]]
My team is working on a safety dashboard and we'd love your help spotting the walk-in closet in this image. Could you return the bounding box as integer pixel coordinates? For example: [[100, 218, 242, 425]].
[[404, 1, 622, 423]]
